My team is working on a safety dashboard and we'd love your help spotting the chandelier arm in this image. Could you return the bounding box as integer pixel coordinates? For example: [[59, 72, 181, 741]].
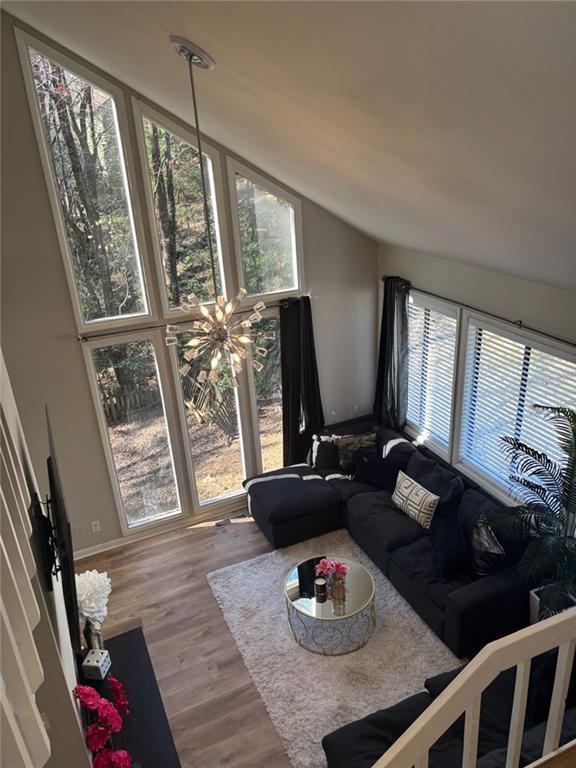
[[187, 58, 219, 302]]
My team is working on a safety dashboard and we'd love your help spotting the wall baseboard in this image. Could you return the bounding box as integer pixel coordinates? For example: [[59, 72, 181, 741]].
[[75, 498, 248, 560]]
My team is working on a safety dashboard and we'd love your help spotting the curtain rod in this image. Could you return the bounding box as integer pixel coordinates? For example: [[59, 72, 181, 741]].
[[76, 298, 289, 343], [382, 276, 575, 349]]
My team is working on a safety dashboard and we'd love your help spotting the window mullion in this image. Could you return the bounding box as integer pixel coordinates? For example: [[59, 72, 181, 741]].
[[513, 346, 532, 441], [448, 307, 467, 466]]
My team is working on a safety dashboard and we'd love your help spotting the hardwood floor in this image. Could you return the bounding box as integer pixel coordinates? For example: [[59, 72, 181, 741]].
[[81, 517, 293, 768]]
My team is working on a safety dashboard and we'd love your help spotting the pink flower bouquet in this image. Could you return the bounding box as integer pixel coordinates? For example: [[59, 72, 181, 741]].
[[315, 559, 350, 579]]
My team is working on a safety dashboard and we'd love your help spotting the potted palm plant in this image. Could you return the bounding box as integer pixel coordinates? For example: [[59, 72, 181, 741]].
[[487, 404, 576, 620]]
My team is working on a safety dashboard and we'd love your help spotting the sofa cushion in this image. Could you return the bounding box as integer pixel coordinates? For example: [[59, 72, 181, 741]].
[[392, 471, 440, 530], [322, 692, 433, 768], [406, 452, 464, 518], [390, 538, 473, 609], [476, 708, 576, 768], [424, 663, 569, 759], [430, 510, 470, 577], [247, 476, 342, 523], [355, 454, 404, 492], [346, 491, 428, 553], [328, 478, 379, 503]]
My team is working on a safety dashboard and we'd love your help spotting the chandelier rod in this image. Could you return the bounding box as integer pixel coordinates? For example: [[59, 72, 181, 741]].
[[187, 57, 219, 302]]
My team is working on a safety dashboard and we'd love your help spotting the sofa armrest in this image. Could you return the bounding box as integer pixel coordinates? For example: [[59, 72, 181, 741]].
[[444, 568, 529, 658]]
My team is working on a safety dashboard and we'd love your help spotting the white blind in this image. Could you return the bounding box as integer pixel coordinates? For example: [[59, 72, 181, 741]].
[[407, 298, 458, 449], [459, 322, 576, 485]]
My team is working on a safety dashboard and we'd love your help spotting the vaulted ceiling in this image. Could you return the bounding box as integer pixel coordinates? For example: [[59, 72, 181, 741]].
[[6, 1, 576, 288]]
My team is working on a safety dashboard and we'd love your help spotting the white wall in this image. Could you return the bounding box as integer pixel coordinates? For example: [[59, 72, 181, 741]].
[[1, 13, 378, 552], [378, 244, 576, 342]]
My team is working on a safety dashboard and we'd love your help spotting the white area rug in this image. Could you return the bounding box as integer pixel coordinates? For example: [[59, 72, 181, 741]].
[[207, 530, 458, 768]]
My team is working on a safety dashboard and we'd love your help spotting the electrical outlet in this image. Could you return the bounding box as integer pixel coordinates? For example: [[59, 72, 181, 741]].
[[91, 520, 101, 533]]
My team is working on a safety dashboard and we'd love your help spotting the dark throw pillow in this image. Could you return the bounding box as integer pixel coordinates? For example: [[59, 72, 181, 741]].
[[333, 432, 377, 473], [355, 455, 396, 491], [406, 452, 464, 518], [311, 435, 339, 470], [471, 516, 505, 576], [458, 489, 524, 569], [430, 512, 470, 578]]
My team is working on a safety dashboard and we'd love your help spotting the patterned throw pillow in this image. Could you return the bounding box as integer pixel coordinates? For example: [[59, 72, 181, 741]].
[[333, 432, 378, 473], [392, 470, 440, 529]]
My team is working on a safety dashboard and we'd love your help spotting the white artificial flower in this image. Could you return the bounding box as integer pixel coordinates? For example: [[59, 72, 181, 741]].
[[75, 569, 112, 624]]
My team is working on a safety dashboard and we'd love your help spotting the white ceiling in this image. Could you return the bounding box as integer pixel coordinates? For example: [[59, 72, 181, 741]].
[[6, 1, 576, 289]]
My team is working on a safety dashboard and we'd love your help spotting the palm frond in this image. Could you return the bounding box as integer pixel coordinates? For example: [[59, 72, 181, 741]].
[[486, 503, 562, 540], [537, 581, 576, 620], [518, 536, 567, 586], [532, 404, 576, 457], [501, 436, 564, 495], [484, 505, 535, 540], [508, 475, 564, 516]]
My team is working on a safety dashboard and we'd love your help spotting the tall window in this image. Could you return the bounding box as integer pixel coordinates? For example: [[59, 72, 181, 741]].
[[28, 48, 147, 324], [253, 315, 283, 473], [228, 160, 303, 298], [173, 330, 246, 504], [140, 115, 224, 309], [90, 339, 181, 527], [459, 322, 576, 485], [406, 294, 458, 452], [20, 35, 303, 531]]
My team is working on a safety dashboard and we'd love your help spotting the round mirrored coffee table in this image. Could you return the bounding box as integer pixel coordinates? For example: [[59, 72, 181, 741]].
[[284, 556, 376, 655]]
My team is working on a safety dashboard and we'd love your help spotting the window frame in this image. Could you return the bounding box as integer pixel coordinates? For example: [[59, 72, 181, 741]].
[[131, 98, 235, 319], [226, 157, 305, 301], [405, 290, 461, 460], [16, 30, 156, 333], [82, 328, 194, 534], [450, 309, 576, 503]]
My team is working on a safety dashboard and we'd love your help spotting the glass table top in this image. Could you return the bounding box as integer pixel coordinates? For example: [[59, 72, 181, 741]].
[[285, 556, 374, 621]]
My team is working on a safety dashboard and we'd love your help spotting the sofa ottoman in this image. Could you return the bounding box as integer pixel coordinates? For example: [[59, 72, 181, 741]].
[[246, 474, 345, 548]]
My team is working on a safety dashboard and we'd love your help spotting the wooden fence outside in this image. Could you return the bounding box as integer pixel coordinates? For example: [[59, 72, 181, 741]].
[[101, 386, 161, 424]]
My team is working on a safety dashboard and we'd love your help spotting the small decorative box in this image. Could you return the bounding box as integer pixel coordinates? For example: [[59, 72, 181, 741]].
[[82, 649, 111, 680]]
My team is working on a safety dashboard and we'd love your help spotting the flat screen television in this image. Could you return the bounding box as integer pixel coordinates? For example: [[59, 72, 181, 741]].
[[46, 410, 82, 657]]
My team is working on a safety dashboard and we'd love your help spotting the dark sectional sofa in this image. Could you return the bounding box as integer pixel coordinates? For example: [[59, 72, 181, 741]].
[[245, 417, 530, 659], [243, 417, 572, 768], [323, 654, 576, 768]]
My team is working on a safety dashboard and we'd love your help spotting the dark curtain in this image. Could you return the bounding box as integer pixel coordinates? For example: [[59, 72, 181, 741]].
[[280, 296, 325, 465], [373, 276, 411, 429]]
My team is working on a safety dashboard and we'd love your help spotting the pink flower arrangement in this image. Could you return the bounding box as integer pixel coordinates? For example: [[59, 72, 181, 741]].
[[315, 559, 350, 579], [96, 699, 123, 734], [94, 749, 133, 768], [75, 685, 104, 711], [73, 680, 134, 767], [85, 725, 111, 753], [107, 676, 130, 715]]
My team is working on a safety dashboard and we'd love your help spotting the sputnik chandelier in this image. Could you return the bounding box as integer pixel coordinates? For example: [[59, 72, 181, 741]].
[[165, 36, 272, 390]]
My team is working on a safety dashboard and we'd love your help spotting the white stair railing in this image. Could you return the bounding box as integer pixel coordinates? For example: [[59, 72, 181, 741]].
[[371, 607, 576, 768]]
